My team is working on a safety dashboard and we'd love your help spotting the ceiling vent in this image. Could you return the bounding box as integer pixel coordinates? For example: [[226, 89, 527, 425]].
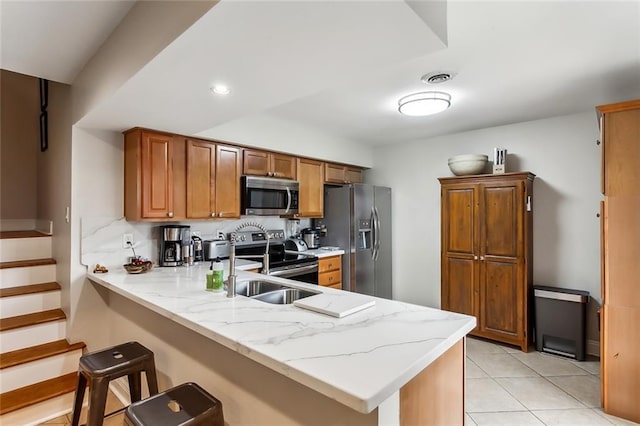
[[421, 71, 455, 85]]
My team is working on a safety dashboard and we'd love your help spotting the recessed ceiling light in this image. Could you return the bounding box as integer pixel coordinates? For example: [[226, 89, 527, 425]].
[[210, 85, 230, 95], [398, 91, 451, 116]]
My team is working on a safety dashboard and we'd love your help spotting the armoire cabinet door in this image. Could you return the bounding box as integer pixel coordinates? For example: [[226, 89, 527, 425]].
[[478, 182, 524, 340], [441, 185, 478, 317]]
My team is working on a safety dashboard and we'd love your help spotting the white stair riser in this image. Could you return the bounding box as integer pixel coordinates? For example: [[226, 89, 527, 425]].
[[0, 350, 82, 393], [0, 321, 66, 352], [0, 291, 61, 318], [0, 237, 52, 263], [0, 391, 78, 426], [0, 264, 56, 288]]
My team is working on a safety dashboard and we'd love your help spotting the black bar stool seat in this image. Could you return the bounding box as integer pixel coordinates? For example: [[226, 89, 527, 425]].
[[71, 341, 159, 426], [124, 382, 224, 426]]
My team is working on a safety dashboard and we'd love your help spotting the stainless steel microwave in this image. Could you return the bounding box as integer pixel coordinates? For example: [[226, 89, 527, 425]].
[[241, 176, 299, 216]]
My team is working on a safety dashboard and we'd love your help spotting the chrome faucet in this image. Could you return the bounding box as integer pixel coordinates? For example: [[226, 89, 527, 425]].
[[226, 222, 270, 298]]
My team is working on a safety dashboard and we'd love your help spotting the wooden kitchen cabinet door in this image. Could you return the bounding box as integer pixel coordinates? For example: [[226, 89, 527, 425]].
[[186, 139, 216, 219], [440, 172, 534, 351], [297, 158, 324, 218], [141, 132, 174, 219], [324, 162, 364, 184], [270, 153, 296, 179], [243, 149, 296, 179], [124, 129, 186, 221], [215, 145, 242, 218]]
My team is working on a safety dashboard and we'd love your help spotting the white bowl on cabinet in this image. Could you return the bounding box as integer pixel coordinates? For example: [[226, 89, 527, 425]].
[[448, 154, 488, 176]]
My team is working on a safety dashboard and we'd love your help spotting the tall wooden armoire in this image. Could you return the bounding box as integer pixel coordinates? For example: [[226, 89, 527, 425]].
[[597, 99, 640, 423], [439, 172, 535, 352]]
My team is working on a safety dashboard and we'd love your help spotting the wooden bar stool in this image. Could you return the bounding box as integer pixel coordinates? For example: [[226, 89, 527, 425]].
[[71, 341, 159, 426], [124, 382, 224, 426]]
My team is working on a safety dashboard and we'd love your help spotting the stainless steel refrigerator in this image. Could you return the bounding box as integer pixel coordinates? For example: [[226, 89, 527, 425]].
[[315, 184, 392, 299]]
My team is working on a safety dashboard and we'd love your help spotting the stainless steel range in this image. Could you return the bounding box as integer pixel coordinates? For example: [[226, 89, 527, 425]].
[[232, 229, 318, 284]]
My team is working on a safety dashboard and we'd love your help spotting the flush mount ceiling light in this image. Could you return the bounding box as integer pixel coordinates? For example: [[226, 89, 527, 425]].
[[398, 91, 451, 116], [210, 84, 230, 95]]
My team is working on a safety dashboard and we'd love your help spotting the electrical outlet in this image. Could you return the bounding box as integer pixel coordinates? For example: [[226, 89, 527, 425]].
[[192, 230, 201, 238], [122, 233, 134, 249]]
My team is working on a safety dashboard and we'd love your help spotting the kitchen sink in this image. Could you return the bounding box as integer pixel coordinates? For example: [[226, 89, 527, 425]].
[[233, 279, 320, 304], [234, 280, 286, 297], [252, 288, 319, 305]]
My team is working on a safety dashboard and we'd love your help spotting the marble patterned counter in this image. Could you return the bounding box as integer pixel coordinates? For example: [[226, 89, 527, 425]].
[[88, 264, 475, 416]]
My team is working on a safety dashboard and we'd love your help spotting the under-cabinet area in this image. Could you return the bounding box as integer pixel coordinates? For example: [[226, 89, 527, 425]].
[[123, 128, 365, 222]]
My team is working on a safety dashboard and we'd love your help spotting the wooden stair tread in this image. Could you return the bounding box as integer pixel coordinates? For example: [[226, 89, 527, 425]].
[[0, 282, 61, 298], [0, 372, 78, 415], [0, 339, 85, 369], [0, 309, 66, 332], [0, 258, 56, 270], [0, 230, 50, 239]]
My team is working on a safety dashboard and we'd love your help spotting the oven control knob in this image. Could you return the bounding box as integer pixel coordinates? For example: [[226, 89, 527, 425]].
[[240, 235, 246, 241], [278, 232, 284, 238]]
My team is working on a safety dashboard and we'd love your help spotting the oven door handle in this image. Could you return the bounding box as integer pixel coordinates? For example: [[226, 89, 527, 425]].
[[268, 264, 318, 277]]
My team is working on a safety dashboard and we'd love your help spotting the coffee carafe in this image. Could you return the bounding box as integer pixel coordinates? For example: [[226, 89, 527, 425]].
[[159, 225, 190, 266]]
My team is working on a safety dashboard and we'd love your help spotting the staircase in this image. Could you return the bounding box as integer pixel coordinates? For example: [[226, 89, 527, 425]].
[[0, 230, 86, 425]]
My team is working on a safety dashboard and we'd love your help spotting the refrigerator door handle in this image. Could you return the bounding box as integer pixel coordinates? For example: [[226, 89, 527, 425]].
[[373, 206, 381, 261], [370, 207, 377, 260]]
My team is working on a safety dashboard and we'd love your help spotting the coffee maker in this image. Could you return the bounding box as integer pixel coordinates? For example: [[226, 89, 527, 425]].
[[159, 225, 190, 266]]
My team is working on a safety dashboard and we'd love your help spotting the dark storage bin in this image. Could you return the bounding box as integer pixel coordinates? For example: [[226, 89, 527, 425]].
[[534, 285, 589, 361]]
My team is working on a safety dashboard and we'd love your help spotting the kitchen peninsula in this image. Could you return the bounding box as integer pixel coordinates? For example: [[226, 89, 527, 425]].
[[88, 266, 475, 425]]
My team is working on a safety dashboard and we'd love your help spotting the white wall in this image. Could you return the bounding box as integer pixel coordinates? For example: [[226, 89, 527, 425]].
[[197, 114, 374, 168], [367, 111, 601, 339]]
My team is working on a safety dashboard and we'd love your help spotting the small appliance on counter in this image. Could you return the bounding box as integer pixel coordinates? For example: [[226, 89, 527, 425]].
[[192, 235, 203, 262], [301, 228, 320, 249], [204, 240, 230, 261], [159, 225, 190, 267], [284, 237, 308, 252]]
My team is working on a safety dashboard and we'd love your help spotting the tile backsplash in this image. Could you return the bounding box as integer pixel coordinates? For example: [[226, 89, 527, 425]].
[[81, 216, 310, 269]]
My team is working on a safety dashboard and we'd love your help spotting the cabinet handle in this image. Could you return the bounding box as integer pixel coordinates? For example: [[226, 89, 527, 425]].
[[474, 255, 478, 260], [329, 277, 333, 281], [480, 256, 485, 261], [210, 212, 216, 218], [218, 212, 224, 217], [167, 212, 174, 218]]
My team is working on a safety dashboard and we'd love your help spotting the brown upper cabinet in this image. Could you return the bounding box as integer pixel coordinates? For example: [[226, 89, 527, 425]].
[[439, 172, 535, 352], [325, 163, 363, 184], [125, 129, 181, 221], [186, 139, 242, 220], [124, 129, 241, 221], [296, 158, 324, 218], [243, 149, 296, 179]]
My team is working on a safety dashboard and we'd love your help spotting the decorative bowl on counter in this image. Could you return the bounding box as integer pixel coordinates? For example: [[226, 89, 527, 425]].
[[448, 154, 488, 176], [123, 260, 153, 274]]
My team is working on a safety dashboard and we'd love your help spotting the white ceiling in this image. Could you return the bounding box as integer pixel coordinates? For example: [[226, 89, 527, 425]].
[[2, 0, 639, 147]]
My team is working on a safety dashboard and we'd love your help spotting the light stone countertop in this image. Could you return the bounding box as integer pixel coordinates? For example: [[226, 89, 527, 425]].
[[88, 264, 475, 414], [303, 248, 345, 258]]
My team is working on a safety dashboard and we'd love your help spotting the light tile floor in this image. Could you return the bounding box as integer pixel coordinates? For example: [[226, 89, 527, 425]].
[[465, 337, 639, 426], [39, 338, 640, 425]]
